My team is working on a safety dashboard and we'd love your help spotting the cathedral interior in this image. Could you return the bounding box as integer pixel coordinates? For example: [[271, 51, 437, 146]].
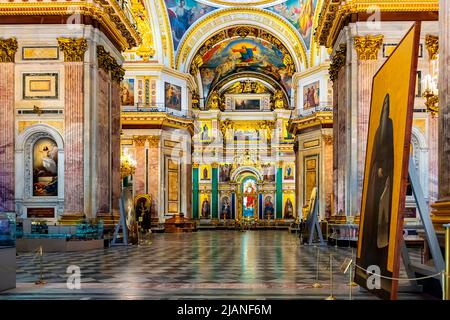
[[0, 0, 450, 302]]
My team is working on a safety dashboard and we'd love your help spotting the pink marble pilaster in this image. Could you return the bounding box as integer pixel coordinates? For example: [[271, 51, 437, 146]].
[[428, 115, 439, 205], [134, 141, 146, 195], [147, 138, 160, 217], [64, 63, 84, 214], [356, 60, 379, 212], [0, 63, 15, 212]]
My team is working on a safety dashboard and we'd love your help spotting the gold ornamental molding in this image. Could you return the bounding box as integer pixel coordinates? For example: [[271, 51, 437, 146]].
[[121, 112, 195, 135], [425, 34, 439, 60], [192, 162, 200, 169], [0, 37, 18, 62], [0, 0, 141, 51], [147, 135, 160, 148], [132, 136, 147, 147], [354, 35, 384, 60], [315, 0, 438, 48], [176, 7, 307, 71], [57, 37, 87, 62], [97, 45, 125, 83], [288, 111, 333, 136], [129, 0, 155, 62], [329, 44, 347, 82]]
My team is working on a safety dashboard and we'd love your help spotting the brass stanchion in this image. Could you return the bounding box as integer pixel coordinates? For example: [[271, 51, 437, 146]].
[[325, 254, 336, 300], [444, 224, 450, 300], [348, 248, 358, 287], [312, 246, 322, 288], [35, 246, 46, 285]]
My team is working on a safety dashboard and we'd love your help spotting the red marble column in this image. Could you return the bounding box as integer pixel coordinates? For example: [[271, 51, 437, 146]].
[[111, 82, 121, 214], [428, 115, 439, 206], [64, 63, 85, 214], [0, 63, 15, 212], [147, 136, 160, 217], [95, 69, 111, 214]]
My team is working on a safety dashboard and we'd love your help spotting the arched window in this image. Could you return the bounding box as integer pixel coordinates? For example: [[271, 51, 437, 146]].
[[33, 138, 58, 197]]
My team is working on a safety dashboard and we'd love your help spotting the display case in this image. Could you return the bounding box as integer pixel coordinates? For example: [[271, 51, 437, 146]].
[[328, 223, 359, 247], [0, 213, 16, 248], [31, 220, 48, 235]]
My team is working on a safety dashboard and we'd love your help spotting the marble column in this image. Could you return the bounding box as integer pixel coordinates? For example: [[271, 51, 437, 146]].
[[0, 38, 18, 213], [96, 68, 111, 214], [431, 0, 450, 231], [111, 81, 121, 215], [354, 35, 384, 214], [58, 38, 87, 215], [147, 136, 160, 218], [133, 137, 147, 195], [330, 44, 347, 215]]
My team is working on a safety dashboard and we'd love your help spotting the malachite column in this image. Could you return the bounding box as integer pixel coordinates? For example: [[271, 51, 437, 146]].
[[192, 165, 199, 219], [212, 164, 219, 219], [276, 163, 283, 219]]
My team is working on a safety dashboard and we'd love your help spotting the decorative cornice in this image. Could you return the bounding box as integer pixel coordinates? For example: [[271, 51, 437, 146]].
[[0, 37, 18, 62], [329, 44, 347, 82], [97, 45, 124, 83], [0, 1, 141, 51], [121, 112, 195, 135], [425, 34, 439, 60], [315, 0, 438, 49], [57, 37, 87, 62], [354, 35, 384, 60], [289, 111, 334, 136], [192, 162, 200, 169]]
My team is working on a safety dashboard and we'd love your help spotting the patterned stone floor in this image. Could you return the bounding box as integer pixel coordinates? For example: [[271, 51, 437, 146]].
[[0, 231, 433, 300]]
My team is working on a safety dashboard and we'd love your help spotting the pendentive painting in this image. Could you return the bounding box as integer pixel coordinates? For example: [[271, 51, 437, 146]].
[[165, 82, 182, 111], [268, 0, 319, 50], [165, 0, 216, 50], [219, 164, 232, 183], [303, 80, 320, 110], [33, 138, 58, 197], [121, 78, 135, 106]]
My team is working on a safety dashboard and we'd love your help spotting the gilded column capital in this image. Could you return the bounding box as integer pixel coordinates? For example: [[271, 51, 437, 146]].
[[425, 34, 439, 60], [0, 37, 18, 63], [133, 136, 146, 147], [211, 162, 219, 169], [329, 44, 347, 82], [192, 162, 200, 169], [323, 134, 333, 145], [278, 160, 284, 168], [57, 37, 87, 62], [354, 35, 383, 61], [146, 135, 160, 148]]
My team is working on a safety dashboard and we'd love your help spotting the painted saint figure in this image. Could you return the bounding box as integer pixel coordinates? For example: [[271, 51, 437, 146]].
[[201, 124, 209, 140], [359, 94, 394, 283], [221, 197, 231, 220], [264, 196, 274, 219], [201, 197, 211, 218], [232, 45, 257, 63], [284, 198, 294, 219]]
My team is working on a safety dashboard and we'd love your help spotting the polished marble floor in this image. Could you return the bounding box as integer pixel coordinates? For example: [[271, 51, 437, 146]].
[[0, 231, 431, 300]]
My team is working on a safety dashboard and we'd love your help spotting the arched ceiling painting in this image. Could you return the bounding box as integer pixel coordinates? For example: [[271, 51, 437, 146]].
[[198, 35, 294, 98], [164, 0, 319, 51]]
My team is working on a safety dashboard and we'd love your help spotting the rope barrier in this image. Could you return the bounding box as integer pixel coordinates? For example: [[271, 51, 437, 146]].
[[353, 264, 444, 281]]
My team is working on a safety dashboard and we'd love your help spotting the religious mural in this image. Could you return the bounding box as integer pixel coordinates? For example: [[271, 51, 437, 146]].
[[284, 163, 294, 180], [262, 164, 275, 182], [33, 138, 58, 197], [165, 0, 216, 50], [134, 194, 152, 230], [263, 195, 275, 219], [201, 195, 211, 218], [121, 78, 135, 106], [220, 196, 231, 219], [234, 98, 260, 110], [267, 0, 318, 50], [242, 177, 257, 218], [165, 82, 182, 111], [283, 197, 294, 219], [200, 38, 293, 97], [303, 80, 320, 109], [219, 164, 232, 182]]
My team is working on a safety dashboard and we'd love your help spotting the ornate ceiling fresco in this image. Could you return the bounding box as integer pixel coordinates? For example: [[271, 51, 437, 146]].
[[163, 0, 320, 51], [190, 26, 295, 100]]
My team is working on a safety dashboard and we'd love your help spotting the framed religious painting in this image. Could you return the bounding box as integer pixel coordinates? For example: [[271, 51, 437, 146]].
[[165, 82, 182, 111]]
